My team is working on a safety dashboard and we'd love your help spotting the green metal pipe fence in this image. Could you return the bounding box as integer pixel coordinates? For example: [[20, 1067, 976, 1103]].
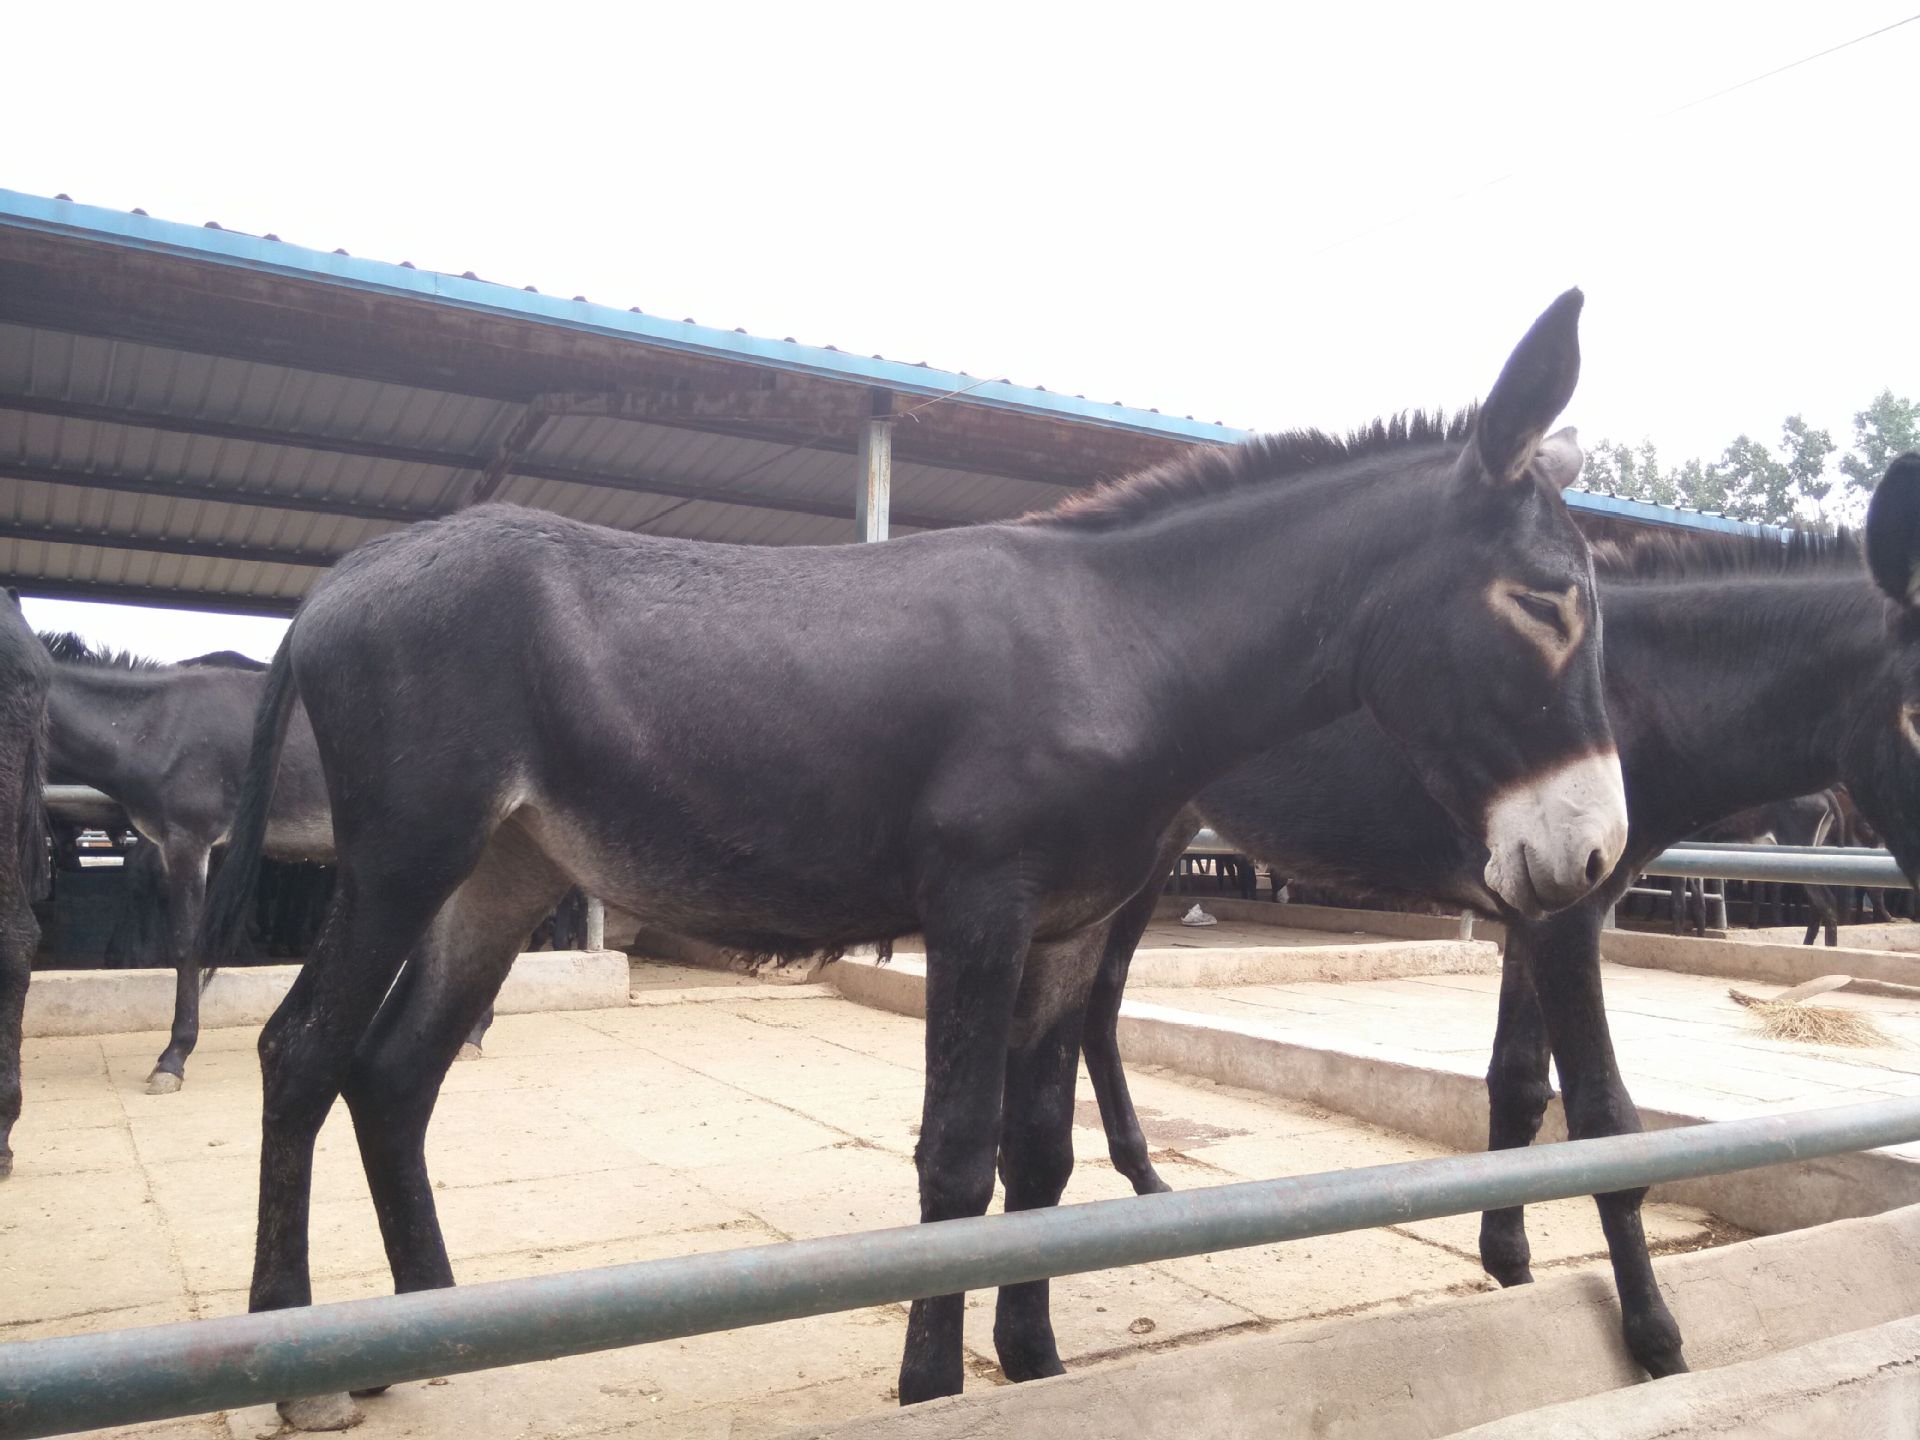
[[4, 1096, 1919, 1438]]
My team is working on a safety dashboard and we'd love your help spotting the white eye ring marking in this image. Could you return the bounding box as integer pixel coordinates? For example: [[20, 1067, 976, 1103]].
[[1489, 581, 1584, 674]]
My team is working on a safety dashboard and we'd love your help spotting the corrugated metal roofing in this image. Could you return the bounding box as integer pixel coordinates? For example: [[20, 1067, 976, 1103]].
[[0, 189, 1782, 614]]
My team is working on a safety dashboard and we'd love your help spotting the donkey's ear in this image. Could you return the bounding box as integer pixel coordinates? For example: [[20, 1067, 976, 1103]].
[[1456, 288, 1583, 490], [1865, 453, 1920, 607]]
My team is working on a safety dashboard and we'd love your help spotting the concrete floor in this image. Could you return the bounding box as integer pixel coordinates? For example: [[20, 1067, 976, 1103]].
[[3, 966, 1726, 1440]]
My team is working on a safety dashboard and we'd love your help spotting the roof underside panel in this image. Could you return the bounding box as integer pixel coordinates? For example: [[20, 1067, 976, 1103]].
[[0, 190, 1777, 614]]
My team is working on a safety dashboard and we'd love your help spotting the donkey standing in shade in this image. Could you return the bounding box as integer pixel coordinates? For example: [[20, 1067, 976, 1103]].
[[37, 637, 333, 1092], [202, 290, 1626, 1427], [1078, 456, 1920, 1382], [0, 593, 48, 1181], [1674, 791, 1846, 941]]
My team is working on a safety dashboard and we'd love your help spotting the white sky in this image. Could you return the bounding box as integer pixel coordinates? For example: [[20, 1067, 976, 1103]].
[[7, 1, 1918, 659]]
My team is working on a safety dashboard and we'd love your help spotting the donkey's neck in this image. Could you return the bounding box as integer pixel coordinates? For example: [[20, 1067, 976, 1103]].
[[44, 666, 172, 793], [1064, 470, 1428, 797], [1606, 576, 1885, 853]]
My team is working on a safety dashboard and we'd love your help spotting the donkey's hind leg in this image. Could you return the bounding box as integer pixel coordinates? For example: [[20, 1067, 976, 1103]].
[[342, 824, 567, 1297], [147, 841, 209, 1095], [255, 833, 496, 1433], [252, 832, 487, 1316], [456, 1006, 493, 1062], [1478, 940, 1552, 1287], [1085, 879, 1171, 1195], [0, 871, 39, 1180]]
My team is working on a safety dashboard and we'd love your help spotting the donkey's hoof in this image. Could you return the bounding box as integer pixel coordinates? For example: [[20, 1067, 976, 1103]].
[[144, 1070, 184, 1096], [278, 1393, 362, 1430], [0, 1151, 13, 1181], [455, 1043, 484, 1063]]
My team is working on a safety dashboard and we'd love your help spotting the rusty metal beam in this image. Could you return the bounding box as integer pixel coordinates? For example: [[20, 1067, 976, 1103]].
[[466, 406, 550, 508], [0, 232, 1205, 491], [0, 575, 300, 616], [0, 460, 430, 525], [0, 397, 972, 530], [0, 520, 339, 570], [0, 394, 464, 471]]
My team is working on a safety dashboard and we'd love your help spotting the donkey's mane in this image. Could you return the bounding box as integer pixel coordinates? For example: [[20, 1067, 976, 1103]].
[[38, 631, 169, 670], [1024, 409, 1476, 530], [1591, 527, 1861, 583]]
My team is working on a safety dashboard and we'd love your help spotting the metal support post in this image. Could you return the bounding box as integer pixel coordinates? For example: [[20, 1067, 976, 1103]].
[[855, 390, 893, 542]]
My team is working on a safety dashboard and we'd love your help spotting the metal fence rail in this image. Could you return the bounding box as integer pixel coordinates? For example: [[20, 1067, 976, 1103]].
[[4, 1096, 1920, 1438], [1641, 844, 1908, 888], [1190, 831, 1911, 890]]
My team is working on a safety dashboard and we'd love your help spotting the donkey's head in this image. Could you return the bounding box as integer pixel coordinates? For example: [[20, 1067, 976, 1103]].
[[1841, 454, 1920, 882], [1359, 290, 1624, 916]]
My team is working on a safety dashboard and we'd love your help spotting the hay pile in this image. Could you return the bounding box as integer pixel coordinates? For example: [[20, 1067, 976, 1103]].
[[1728, 988, 1891, 1047]]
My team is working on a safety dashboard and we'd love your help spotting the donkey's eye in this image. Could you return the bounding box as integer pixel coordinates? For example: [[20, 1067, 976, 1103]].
[[1515, 592, 1568, 635]]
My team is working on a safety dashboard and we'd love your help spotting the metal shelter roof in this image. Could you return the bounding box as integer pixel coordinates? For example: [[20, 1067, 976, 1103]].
[[0, 189, 1774, 617]]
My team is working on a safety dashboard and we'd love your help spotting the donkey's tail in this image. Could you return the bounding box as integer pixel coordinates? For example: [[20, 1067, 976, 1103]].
[[199, 625, 300, 985]]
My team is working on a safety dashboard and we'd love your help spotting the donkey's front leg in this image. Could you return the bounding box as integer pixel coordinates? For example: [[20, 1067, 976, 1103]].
[[898, 893, 1032, 1406], [1478, 936, 1552, 1286], [1529, 905, 1687, 1379], [148, 842, 210, 1095]]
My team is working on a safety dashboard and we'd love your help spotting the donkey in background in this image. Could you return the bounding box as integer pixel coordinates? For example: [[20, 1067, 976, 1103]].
[[203, 290, 1627, 1426], [37, 636, 333, 1093], [0, 593, 50, 1180], [1674, 791, 1846, 942], [1078, 454, 1920, 1382]]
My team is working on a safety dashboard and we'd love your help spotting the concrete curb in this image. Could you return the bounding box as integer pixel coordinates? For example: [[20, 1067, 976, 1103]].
[[1602, 927, 1920, 994], [825, 957, 1920, 1235], [783, 1204, 1920, 1440], [1748, 920, 1920, 952], [1446, 1313, 1920, 1438], [1154, 895, 1495, 942], [23, 950, 629, 1037], [832, 932, 1498, 995]]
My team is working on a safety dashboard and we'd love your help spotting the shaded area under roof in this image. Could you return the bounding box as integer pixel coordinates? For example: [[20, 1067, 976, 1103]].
[[0, 190, 1778, 616]]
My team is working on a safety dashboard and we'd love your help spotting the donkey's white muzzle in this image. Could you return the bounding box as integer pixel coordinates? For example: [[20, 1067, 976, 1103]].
[[1482, 750, 1628, 915]]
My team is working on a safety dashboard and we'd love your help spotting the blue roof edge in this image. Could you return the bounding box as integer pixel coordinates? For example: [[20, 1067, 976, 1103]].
[[0, 189, 1243, 446], [1567, 489, 1784, 539], [0, 190, 1783, 538]]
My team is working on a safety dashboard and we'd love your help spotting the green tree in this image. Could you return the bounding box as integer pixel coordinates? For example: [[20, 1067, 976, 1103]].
[[1838, 390, 1920, 509], [1584, 392, 1914, 529], [1582, 440, 1728, 515], [1712, 416, 1834, 526]]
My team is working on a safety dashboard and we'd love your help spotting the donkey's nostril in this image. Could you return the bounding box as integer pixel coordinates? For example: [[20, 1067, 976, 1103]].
[[1585, 847, 1607, 884]]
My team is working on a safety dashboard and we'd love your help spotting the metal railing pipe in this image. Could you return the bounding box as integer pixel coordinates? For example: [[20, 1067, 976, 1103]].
[[1665, 841, 1895, 859], [4, 1096, 1920, 1438], [1640, 848, 1909, 887], [40, 784, 122, 823]]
